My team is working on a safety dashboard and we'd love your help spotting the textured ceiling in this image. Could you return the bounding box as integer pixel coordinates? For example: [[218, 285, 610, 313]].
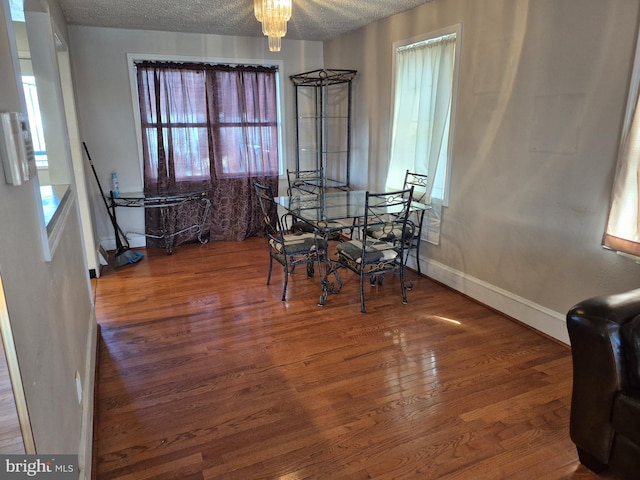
[[54, 0, 433, 41]]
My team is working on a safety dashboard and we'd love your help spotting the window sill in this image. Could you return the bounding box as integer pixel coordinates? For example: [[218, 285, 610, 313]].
[[38, 183, 73, 262]]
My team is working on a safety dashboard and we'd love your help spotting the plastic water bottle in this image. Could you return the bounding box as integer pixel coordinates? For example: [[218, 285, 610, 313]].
[[111, 172, 119, 197]]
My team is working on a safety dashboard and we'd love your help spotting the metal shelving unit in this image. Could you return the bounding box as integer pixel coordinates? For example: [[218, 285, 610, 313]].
[[290, 69, 357, 191]]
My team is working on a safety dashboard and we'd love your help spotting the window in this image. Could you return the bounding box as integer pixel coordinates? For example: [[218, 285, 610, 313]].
[[136, 62, 280, 187], [385, 26, 461, 245], [604, 31, 640, 257], [21, 75, 47, 168], [138, 68, 210, 183], [135, 61, 281, 243], [15, 5, 75, 261], [210, 69, 280, 177]]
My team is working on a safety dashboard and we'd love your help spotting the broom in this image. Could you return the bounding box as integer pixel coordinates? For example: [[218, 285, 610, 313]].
[[83, 142, 143, 267]]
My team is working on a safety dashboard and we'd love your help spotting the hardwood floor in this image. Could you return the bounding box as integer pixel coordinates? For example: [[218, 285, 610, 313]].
[[94, 238, 607, 479], [0, 335, 24, 454]]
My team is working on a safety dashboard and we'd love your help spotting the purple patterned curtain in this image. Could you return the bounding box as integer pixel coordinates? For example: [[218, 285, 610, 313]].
[[137, 62, 279, 248]]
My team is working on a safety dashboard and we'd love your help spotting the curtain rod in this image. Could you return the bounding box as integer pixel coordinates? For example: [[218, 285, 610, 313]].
[[397, 33, 456, 53], [134, 60, 278, 71]]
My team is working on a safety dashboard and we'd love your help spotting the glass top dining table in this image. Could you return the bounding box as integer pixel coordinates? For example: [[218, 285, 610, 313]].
[[275, 189, 429, 228], [274, 190, 430, 306]]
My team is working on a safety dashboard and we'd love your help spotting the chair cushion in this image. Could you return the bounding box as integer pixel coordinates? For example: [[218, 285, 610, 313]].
[[316, 220, 349, 232], [292, 220, 348, 234], [622, 315, 640, 389], [270, 232, 326, 255], [337, 239, 398, 264], [291, 220, 315, 233]]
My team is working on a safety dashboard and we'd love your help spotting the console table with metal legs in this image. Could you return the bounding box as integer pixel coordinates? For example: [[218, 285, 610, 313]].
[[108, 190, 211, 255]]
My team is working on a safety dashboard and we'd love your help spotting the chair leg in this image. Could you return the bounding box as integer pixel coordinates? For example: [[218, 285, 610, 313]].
[[360, 272, 366, 313], [281, 265, 289, 301], [267, 255, 273, 285], [400, 266, 409, 305], [306, 261, 314, 277]]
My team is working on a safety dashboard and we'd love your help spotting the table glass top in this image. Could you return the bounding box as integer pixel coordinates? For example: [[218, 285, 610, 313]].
[[275, 190, 428, 223]]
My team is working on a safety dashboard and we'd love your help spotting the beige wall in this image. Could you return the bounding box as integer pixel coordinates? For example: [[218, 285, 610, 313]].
[[3, 0, 635, 470], [67, 0, 640, 343], [324, 0, 640, 341], [68, 26, 324, 248], [0, 0, 95, 471]]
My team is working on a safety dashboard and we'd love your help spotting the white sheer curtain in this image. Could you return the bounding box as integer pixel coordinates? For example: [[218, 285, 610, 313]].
[[386, 34, 456, 245], [604, 33, 640, 257]]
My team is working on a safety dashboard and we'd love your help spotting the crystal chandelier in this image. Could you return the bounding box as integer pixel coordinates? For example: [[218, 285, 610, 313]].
[[254, 0, 292, 52]]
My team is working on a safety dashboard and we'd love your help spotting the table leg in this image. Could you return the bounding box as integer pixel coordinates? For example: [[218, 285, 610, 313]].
[[197, 198, 211, 244], [316, 229, 343, 307]]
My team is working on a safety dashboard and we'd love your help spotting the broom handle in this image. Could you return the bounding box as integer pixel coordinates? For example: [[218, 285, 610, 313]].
[[82, 142, 129, 248]]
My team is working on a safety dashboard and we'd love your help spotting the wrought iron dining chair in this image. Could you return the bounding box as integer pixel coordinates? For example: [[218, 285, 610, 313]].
[[286, 168, 323, 195], [284, 169, 318, 234], [285, 168, 353, 241], [254, 182, 327, 301], [335, 187, 415, 313], [366, 170, 428, 274]]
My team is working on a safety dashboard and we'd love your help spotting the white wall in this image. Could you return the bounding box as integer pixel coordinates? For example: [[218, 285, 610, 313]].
[[0, 0, 95, 474], [68, 26, 324, 248], [324, 0, 640, 343]]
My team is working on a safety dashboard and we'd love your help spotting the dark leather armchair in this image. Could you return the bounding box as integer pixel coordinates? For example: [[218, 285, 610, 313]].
[[567, 289, 640, 479]]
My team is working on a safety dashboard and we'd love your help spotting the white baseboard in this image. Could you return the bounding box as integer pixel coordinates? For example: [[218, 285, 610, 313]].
[[421, 257, 570, 345], [97, 242, 108, 266], [78, 311, 98, 480]]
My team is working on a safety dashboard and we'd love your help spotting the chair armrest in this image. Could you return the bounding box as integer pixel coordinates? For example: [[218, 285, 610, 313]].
[[567, 288, 640, 464]]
